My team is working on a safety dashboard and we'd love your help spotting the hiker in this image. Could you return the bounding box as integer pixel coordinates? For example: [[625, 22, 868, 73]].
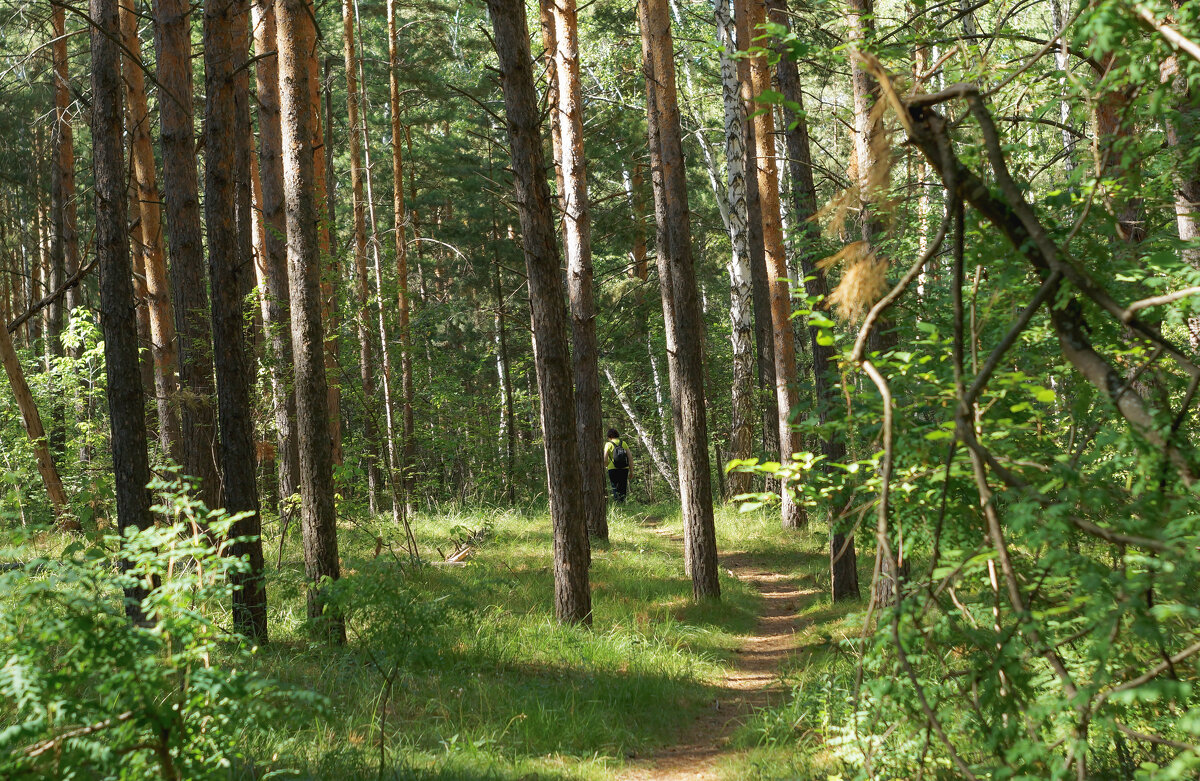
[[604, 428, 631, 503]]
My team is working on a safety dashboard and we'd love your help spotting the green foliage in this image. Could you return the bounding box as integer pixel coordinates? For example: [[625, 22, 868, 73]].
[[0, 478, 321, 779]]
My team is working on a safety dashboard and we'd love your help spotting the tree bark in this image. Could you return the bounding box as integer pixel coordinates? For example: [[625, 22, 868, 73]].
[[91, 0, 154, 620], [276, 0, 344, 641], [733, 0, 779, 478], [746, 0, 807, 530], [119, 0, 182, 465], [541, 0, 607, 540], [639, 0, 721, 600], [714, 0, 756, 499], [154, 0, 221, 510], [340, 0, 381, 513], [251, 0, 301, 508], [205, 0, 268, 641], [50, 4, 80, 358], [487, 0, 591, 624]]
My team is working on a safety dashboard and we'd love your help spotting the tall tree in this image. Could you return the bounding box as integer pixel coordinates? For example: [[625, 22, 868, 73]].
[[541, 0, 607, 540], [49, 3, 77, 364], [340, 0, 381, 512], [746, 0, 806, 530], [275, 0, 344, 640], [487, 0, 591, 624], [714, 0, 755, 499], [251, 0, 301, 506], [205, 0, 268, 640], [91, 0, 154, 619], [733, 0, 779, 475], [639, 0, 721, 599], [119, 0, 182, 465], [154, 0, 221, 509]]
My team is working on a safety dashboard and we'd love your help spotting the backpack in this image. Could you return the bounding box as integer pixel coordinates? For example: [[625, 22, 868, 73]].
[[612, 440, 629, 470]]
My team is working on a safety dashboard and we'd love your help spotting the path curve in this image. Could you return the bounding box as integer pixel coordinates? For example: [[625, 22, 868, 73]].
[[617, 552, 812, 781]]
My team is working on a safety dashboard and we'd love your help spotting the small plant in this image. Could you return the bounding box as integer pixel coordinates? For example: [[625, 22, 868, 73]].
[[0, 478, 323, 779]]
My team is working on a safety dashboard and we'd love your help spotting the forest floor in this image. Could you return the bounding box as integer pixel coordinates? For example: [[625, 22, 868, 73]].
[[616, 543, 815, 781]]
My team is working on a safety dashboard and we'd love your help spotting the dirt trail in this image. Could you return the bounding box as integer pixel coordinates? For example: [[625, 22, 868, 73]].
[[616, 548, 812, 781]]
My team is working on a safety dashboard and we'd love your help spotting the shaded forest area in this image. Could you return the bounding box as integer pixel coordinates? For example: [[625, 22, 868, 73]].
[[1, 0, 1200, 777]]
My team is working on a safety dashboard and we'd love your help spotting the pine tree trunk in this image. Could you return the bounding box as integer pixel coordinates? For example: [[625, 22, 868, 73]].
[[50, 4, 80, 357], [340, 0, 381, 514], [746, 0, 806, 530], [251, 0, 301, 508], [388, 0, 416, 510], [714, 0, 755, 499], [639, 0, 721, 600], [119, 0, 182, 466], [487, 0, 592, 625], [541, 0, 607, 540], [276, 0, 344, 641], [204, 0, 268, 641], [91, 0, 154, 620], [154, 0, 221, 510]]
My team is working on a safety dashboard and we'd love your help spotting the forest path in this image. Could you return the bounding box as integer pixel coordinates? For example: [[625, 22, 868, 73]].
[[615, 537, 813, 781]]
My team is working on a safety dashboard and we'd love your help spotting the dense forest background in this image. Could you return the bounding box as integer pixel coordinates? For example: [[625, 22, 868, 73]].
[[1, 0, 1199, 777]]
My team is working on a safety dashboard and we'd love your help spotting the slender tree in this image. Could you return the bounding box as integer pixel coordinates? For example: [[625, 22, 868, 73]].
[[275, 0, 344, 640], [746, 0, 806, 530], [91, 0, 154, 619], [340, 0, 382, 512], [119, 0, 182, 464], [204, 0, 268, 640], [487, 0, 591, 624], [541, 0, 607, 540], [388, 0, 415, 509], [639, 0, 720, 599], [714, 0, 755, 499], [154, 0, 221, 509], [251, 0, 301, 508], [49, 3, 77, 365]]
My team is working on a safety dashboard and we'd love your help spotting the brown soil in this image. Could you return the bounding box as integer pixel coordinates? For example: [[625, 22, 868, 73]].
[[615, 550, 813, 781]]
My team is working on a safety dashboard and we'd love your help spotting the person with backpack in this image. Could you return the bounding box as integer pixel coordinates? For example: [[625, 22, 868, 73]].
[[604, 428, 631, 504]]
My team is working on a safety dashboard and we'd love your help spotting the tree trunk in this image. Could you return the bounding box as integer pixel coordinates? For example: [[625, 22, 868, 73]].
[[387, 0, 416, 510], [119, 0, 182, 465], [154, 0, 221, 510], [639, 0, 721, 600], [746, 0, 806, 530], [276, 0, 344, 641], [714, 0, 755, 499], [0, 319, 74, 529], [204, 0, 268, 641], [340, 0, 381, 513], [487, 0, 591, 624], [50, 4, 81, 359], [541, 0, 607, 540], [91, 0, 154, 620], [251, 0, 301, 508]]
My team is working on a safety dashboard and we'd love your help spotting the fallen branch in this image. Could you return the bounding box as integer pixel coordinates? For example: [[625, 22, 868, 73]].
[[8, 256, 99, 334]]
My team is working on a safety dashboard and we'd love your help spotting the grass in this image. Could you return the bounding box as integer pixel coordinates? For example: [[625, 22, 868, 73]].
[[1, 497, 867, 780]]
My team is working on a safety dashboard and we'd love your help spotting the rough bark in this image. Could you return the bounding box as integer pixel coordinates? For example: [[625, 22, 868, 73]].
[[276, 0, 344, 641], [50, 4, 80, 355], [205, 0, 268, 641], [487, 0, 592, 624], [541, 0, 607, 540], [639, 0, 721, 600], [154, 0, 221, 510], [119, 0, 182, 465], [92, 0, 154, 620], [251, 0, 301, 507], [715, 0, 756, 499], [747, 0, 807, 530], [341, 0, 381, 512]]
